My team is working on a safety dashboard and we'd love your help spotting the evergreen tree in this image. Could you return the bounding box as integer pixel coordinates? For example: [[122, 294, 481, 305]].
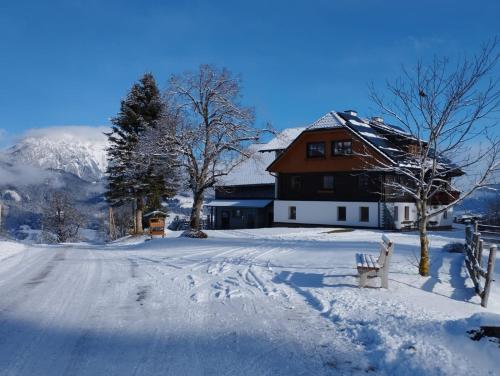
[[105, 73, 164, 234]]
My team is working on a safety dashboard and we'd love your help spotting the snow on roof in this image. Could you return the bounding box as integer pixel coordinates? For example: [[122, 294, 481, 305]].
[[205, 199, 273, 208], [259, 127, 306, 152], [358, 131, 388, 140], [306, 111, 345, 130], [216, 144, 276, 186], [369, 119, 412, 136]]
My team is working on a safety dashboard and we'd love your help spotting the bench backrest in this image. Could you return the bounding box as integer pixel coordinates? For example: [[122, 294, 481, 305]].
[[377, 234, 394, 268]]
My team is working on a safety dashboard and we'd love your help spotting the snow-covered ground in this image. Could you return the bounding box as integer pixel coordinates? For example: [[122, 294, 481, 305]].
[[0, 226, 498, 375]]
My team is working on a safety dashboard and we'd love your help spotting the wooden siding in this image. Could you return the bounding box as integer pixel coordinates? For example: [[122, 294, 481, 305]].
[[215, 184, 275, 200], [277, 172, 383, 201], [268, 128, 390, 173]]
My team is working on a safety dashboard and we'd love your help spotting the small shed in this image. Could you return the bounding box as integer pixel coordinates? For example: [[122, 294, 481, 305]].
[[144, 211, 168, 238]]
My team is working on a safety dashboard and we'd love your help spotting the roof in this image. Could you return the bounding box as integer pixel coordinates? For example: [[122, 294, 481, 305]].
[[258, 127, 307, 152], [216, 144, 276, 186], [205, 199, 273, 208], [306, 111, 345, 130], [217, 127, 309, 187], [144, 210, 169, 217], [267, 110, 461, 173]]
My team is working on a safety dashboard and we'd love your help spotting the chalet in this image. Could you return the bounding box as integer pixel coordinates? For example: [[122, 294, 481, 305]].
[[268, 110, 462, 229], [206, 128, 304, 229]]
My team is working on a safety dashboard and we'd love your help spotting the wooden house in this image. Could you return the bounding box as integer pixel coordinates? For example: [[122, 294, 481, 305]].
[[267, 110, 462, 229]]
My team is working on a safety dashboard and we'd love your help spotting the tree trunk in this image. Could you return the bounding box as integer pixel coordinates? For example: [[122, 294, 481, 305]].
[[190, 190, 204, 230], [418, 201, 430, 276], [135, 197, 144, 234]]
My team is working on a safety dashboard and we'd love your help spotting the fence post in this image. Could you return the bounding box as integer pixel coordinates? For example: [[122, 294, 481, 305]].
[[482, 244, 497, 308], [477, 239, 484, 268]]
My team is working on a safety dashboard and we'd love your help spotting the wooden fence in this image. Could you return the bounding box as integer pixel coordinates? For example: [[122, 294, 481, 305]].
[[464, 222, 498, 308]]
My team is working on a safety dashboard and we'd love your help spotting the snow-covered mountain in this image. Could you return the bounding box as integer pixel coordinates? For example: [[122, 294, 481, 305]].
[[0, 126, 110, 238], [5, 126, 109, 182]]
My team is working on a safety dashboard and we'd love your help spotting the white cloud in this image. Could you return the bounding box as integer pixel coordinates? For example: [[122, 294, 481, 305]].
[[22, 125, 110, 145], [0, 162, 59, 187]]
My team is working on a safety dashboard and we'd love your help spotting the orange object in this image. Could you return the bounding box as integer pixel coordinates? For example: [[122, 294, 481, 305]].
[[149, 217, 165, 238]]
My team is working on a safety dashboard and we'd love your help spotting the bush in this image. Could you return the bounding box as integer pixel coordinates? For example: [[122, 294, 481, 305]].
[[181, 229, 208, 238]]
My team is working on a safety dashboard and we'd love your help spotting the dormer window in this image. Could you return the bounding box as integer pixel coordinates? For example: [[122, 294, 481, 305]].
[[306, 142, 325, 158], [332, 140, 352, 155], [407, 144, 419, 155]]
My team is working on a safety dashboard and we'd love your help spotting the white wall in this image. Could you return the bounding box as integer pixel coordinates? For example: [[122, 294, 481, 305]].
[[274, 200, 380, 227], [391, 203, 453, 229], [274, 200, 455, 229]]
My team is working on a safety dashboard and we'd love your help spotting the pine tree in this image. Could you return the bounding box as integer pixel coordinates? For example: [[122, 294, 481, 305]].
[[105, 73, 165, 234]]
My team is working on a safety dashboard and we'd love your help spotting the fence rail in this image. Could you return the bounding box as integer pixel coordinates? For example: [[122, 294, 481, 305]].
[[465, 222, 497, 308]]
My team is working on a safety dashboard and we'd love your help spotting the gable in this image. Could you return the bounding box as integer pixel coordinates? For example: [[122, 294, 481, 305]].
[[267, 128, 392, 173]]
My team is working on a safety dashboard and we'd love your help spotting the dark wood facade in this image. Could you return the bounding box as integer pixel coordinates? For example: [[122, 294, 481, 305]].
[[270, 127, 459, 206], [215, 184, 274, 200], [277, 172, 382, 201], [210, 183, 274, 230]]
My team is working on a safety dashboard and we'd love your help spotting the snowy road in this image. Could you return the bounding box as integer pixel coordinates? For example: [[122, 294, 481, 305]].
[[0, 228, 498, 375]]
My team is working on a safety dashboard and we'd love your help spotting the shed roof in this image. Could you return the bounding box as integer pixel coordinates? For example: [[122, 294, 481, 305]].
[[205, 199, 273, 208]]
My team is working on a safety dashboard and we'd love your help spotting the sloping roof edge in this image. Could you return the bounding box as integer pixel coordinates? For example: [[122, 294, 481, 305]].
[[266, 111, 396, 172]]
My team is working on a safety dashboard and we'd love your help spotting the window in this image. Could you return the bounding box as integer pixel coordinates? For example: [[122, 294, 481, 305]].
[[443, 210, 448, 219], [360, 207, 369, 222], [232, 209, 241, 218], [290, 176, 302, 191], [404, 206, 410, 221], [358, 174, 369, 190], [289, 206, 296, 220], [407, 144, 419, 155], [323, 175, 335, 190], [332, 140, 352, 155], [338, 206, 346, 221], [307, 142, 325, 158], [394, 206, 399, 221]]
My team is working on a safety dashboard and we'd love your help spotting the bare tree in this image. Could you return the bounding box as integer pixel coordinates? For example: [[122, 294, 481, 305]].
[[42, 191, 85, 243], [485, 192, 500, 225], [167, 65, 263, 237], [370, 40, 500, 276]]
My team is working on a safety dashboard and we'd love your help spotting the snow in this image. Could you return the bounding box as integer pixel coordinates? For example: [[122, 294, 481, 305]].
[[306, 111, 345, 130], [205, 199, 272, 208], [217, 144, 275, 186], [5, 126, 109, 182], [2, 189, 21, 202], [359, 131, 388, 140], [170, 193, 195, 209], [347, 119, 371, 128], [258, 127, 306, 151], [0, 226, 498, 375], [380, 146, 401, 152], [0, 239, 26, 262]]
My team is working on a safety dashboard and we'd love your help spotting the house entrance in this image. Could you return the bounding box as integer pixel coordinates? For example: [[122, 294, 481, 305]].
[[221, 210, 230, 229]]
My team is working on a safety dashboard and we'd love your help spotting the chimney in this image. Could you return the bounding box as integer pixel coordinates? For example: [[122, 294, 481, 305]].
[[371, 116, 384, 123], [344, 109, 357, 116]]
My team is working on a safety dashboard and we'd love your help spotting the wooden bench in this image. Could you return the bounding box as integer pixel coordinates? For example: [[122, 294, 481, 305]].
[[356, 234, 394, 288]]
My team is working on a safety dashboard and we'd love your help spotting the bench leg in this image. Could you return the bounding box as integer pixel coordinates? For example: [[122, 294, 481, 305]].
[[380, 269, 388, 289], [359, 272, 368, 288]]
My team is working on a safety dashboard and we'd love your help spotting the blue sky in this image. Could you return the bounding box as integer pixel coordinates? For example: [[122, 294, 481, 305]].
[[0, 0, 498, 146]]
